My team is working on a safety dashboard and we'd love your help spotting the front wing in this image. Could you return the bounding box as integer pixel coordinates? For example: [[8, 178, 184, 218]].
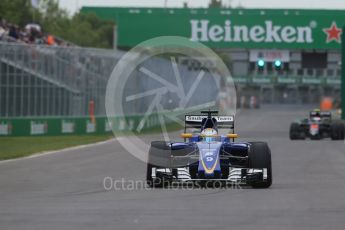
[[151, 166, 269, 185]]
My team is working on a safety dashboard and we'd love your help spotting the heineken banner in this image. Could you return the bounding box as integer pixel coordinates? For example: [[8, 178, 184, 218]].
[[113, 9, 345, 49]]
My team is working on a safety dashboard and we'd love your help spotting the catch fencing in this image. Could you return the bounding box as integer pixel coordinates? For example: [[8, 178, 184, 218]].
[[0, 42, 341, 136], [0, 42, 119, 117]]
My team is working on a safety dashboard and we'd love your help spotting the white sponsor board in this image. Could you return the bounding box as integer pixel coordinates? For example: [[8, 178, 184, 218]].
[[0, 124, 9, 135], [302, 78, 321, 84], [253, 78, 271, 84], [277, 77, 296, 84], [62, 120, 75, 134], [326, 79, 341, 85], [86, 121, 96, 133], [119, 119, 126, 131], [105, 120, 113, 132], [30, 121, 46, 135]]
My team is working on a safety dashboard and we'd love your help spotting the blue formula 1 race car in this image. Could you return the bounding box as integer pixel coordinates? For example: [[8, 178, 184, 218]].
[[146, 111, 272, 188]]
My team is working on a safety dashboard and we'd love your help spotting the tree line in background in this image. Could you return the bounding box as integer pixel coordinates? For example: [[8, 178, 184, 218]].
[[0, 0, 114, 48], [0, 0, 227, 49]]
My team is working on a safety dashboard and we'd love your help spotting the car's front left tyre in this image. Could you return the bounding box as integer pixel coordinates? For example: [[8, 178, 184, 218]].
[[146, 141, 171, 188], [290, 123, 305, 140]]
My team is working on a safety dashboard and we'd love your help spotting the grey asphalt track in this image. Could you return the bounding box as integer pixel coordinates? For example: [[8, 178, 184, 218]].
[[1, 105, 345, 230]]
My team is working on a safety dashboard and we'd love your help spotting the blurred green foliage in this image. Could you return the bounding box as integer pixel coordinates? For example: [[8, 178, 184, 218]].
[[208, 0, 224, 8], [0, 0, 114, 48]]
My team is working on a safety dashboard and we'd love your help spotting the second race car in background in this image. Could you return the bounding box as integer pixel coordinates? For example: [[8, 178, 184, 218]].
[[290, 109, 345, 140]]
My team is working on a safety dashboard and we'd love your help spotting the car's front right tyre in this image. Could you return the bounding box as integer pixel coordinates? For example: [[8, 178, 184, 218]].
[[248, 142, 272, 188], [331, 122, 345, 140]]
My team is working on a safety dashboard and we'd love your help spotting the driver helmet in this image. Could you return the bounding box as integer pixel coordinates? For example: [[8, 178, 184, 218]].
[[201, 128, 218, 142], [311, 109, 321, 121], [311, 116, 321, 122]]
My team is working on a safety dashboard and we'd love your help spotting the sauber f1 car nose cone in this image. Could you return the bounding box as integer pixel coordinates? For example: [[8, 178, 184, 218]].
[[197, 142, 222, 176]]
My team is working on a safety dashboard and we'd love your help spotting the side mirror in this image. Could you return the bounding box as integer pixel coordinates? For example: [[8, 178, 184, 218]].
[[226, 133, 238, 139], [181, 133, 193, 139]]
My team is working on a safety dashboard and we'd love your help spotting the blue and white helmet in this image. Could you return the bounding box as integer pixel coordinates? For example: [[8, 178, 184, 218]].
[[201, 128, 218, 142]]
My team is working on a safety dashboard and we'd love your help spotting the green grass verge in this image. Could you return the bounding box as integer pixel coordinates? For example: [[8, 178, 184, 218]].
[[0, 122, 184, 161], [0, 135, 113, 161]]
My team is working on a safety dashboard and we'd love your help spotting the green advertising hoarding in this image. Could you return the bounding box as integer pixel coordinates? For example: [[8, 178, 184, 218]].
[[81, 7, 345, 49], [0, 117, 112, 137], [117, 12, 344, 49], [0, 114, 165, 137], [341, 26, 345, 120]]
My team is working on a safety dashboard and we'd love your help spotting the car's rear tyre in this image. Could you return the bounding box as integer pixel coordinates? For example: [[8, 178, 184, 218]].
[[331, 122, 345, 140], [248, 142, 272, 188], [290, 123, 304, 140]]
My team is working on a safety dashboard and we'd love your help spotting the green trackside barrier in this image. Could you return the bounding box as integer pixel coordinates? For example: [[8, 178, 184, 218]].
[[0, 114, 164, 137], [342, 26, 345, 120], [232, 76, 341, 86]]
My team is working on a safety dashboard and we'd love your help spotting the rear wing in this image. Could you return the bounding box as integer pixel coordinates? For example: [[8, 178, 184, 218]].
[[184, 115, 235, 131], [310, 111, 332, 119], [320, 111, 332, 118]]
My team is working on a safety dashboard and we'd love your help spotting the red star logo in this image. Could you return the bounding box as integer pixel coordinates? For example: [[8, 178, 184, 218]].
[[323, 22, 342, 43]]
